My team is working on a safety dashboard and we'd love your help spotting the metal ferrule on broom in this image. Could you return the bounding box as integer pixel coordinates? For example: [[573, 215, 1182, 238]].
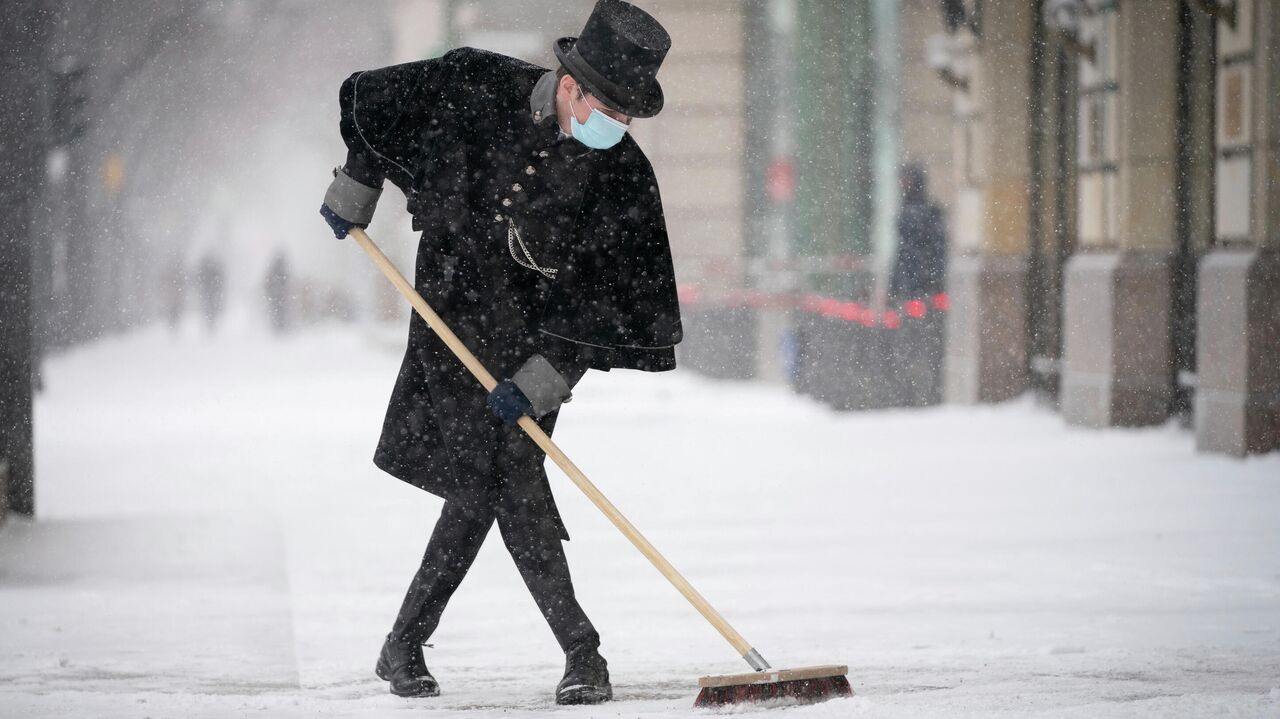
[[745, 648, 771, 672]]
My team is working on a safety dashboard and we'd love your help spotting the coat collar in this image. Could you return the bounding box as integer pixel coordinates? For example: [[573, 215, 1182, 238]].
[[530, 70, 594, 157], [530, 70, 559, 127]]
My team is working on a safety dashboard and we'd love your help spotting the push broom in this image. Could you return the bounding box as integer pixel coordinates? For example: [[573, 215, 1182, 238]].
[[349, 227, 853, 708]]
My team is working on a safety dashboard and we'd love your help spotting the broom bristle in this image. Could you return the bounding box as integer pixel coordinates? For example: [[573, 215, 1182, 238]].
[[693, 674, 853, 708]]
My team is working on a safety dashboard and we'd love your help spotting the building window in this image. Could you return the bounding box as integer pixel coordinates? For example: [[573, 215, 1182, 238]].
[[1075, 0, 1117, 246], [1214, 0, 1255, 243]]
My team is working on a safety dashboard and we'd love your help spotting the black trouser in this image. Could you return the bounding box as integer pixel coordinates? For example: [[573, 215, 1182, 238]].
[[385, 310, 599, 654], [389, 496, 599, 652]]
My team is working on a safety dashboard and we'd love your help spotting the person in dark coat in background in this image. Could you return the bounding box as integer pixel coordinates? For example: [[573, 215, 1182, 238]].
[[888, 164, 948, 406], [889, 164, 947, 302], [319, 0, 680, 705]]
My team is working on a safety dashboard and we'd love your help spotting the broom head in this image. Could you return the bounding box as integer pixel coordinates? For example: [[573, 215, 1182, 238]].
[[694, 664, 853, 708]]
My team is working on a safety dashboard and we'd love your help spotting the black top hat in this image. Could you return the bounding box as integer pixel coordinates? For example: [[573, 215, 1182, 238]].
[[554, 0, 671, 119]]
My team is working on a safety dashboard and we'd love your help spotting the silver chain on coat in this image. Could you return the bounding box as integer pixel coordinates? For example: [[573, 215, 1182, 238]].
[[507, 218, 558, 280]]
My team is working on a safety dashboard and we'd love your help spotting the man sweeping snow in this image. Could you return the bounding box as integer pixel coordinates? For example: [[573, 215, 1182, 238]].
[[319, 0, 680, 705]]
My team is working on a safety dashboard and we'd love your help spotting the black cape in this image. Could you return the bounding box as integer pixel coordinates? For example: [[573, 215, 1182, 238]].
[[336, 48, 682, 528]]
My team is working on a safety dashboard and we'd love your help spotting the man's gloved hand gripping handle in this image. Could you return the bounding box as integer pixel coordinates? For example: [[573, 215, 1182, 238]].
[[487, 354, 575, 426], [320, 153, 384, 239]]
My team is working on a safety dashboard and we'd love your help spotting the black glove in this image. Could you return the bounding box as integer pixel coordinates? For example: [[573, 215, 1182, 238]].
[[319, 204, 363, 240], [487, 380, 535, 426], [486, 354, 574, 426], [320, 166, 382, 240]]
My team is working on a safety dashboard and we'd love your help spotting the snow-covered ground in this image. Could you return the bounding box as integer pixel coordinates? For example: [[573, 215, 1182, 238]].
[[2, 323, 1278, 718]]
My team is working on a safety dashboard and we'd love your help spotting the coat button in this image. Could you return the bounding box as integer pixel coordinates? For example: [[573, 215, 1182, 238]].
[[539, 151, 550, 158], [502, 198, 512, 207], [525, 165, 536, 175], [512, 183, 522, 192], [494, 213, 503, 222]]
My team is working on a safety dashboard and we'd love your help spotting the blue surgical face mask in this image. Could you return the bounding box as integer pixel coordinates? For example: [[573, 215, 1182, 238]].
[[569, 90, 629, 150]]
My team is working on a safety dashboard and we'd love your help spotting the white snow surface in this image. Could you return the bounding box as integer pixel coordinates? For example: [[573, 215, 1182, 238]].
[[2, 324, 1279, 718]]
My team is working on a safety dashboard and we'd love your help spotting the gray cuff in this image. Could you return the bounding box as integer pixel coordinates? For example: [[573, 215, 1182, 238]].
[[323, 167, 382, 225], [511, 354, 573, 418]]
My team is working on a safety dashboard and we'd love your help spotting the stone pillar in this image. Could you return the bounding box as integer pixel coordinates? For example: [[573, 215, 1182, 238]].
[[1061, 0, 1179, 427], [634, 0, 748, 376], [942, 0, 1033, 403], [1196, 0, 1280, 455]]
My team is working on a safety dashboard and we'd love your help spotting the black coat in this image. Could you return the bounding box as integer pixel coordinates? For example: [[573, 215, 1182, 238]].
[[335, 48, 682, 533], [889, 196, 947, 301]]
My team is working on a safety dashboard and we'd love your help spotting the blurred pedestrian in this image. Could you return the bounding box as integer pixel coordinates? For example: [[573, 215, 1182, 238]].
[[888, 164, 948, 406], [890, 164, 947, 302], [161, 258, 186, 332], [263, 252, 290, 334], [196, 253, 225, 332]]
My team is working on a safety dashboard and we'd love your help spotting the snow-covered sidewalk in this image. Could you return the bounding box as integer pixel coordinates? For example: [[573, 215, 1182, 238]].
[[2, 324, 1278, 718]]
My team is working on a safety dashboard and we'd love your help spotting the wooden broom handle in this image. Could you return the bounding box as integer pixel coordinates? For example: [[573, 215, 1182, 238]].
[[349, 227, 757, 660]]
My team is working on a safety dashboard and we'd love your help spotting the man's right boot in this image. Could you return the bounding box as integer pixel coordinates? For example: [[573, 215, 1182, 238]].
[[375, 635, 440, 697], [555, 639, 612, 705]]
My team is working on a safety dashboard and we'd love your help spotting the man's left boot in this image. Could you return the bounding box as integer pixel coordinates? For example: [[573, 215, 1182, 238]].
[[375, 635, 440, 697], [555, 639, 612, 705]]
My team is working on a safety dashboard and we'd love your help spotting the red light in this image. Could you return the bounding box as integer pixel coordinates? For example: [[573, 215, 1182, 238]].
[[904, 299, 927, 319], [932, 293, 950, 311], [883, 310, 901, 329]]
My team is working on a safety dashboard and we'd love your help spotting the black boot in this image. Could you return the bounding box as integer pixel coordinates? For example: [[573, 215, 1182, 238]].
[[555, 640, 612, 705], [375, 636, 440, 697]]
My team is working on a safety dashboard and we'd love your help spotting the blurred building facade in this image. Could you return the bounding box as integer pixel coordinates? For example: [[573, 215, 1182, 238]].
[[929, 0, 1277, 456]]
